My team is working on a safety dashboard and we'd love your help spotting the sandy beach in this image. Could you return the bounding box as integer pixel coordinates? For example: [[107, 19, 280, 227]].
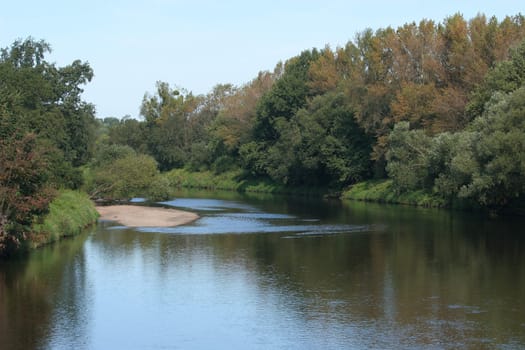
[[96, 205, 199, 227]]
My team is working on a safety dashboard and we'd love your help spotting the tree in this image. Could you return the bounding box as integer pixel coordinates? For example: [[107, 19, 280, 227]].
[[88, 149, 170, 201], [468, 39, 525, 117], [139, 82, 200, 170], [447, 89, 525, 208], [340, 14, 525, 165], [0, 133, 53, 256], [391, 82, 437, 129], [209, 71, 276, 172], [291, 92, 372, 187], [0, 38, 96, 175], [386, 122, 433, 192], [386, 122, 468, 198], [241, 91, 372, 187], [243, 50, 320, 179], [308, 46, 338, 94], [107, 118, 148, 154], [253, 49, 319, 142], [0, 38, 97, 255]]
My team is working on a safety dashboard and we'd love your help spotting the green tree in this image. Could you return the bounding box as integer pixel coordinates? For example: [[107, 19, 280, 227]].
[[139, 82, 202, 171], [253, 49, 319, 142], [0, 38, 96, 176], [209, 71, 276, 172], [0, 133, 53, 256], [0, 38, 97, 255], [242, 50, 320, 179], [107, 117, 148, 154], [292, 92, 372, 187], [447, 89, 525, 208], [386, 122, 433, 192], [468, 39, 525, 117], [89, 150, 170, 200]]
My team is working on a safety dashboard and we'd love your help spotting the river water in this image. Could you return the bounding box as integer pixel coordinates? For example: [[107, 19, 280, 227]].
[[1, 191, 524, 349]]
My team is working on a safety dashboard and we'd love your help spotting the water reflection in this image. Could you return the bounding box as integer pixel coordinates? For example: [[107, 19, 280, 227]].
[[0, 230, 93, 350], [1, 193, 524, 349]]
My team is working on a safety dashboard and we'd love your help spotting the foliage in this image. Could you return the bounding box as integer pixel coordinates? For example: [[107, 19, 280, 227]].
[[0, 38, 96, 168], [0, 133, 54, 256], [165, 168, 244, 191], [342, 180, 447, 208], [468, 39, 525, 117], [208, 72, 276, 170], [139, 82, 203, 170], [107, 117, 148, 154], [0, 37, 99, 255], [31, 190, 98, 247], [90, 143, 136, 168], [89, 151, 171, 200], [243, 51, 320, 179], [386, 122, 434, 191], [253, 49, 319, 142], [438, 89, 525, 207], [343, 14, 525, 160], [246, 92, 372, 187], [385, 40, 525, 211], [165, 168, 326, 196]]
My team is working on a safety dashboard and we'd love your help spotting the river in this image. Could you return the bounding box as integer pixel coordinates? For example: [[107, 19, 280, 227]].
[[1, 191, 524, 349]]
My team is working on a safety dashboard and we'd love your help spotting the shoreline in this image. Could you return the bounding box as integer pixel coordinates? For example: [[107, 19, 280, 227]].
[[96, 205, 199, 227]]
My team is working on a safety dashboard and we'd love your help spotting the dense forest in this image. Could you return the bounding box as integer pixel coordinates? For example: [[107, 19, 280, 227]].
[[104, 13, 525, 207], [2, 13, 525, 255]]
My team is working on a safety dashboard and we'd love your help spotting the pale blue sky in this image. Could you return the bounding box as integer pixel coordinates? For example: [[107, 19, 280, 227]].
[[1, 1, 523, 118]]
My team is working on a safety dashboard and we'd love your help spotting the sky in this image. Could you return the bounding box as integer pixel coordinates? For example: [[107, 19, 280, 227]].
[[1, 1, 523, 119]]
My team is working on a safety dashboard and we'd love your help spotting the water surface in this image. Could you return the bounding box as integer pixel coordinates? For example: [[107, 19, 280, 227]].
[[1, 192, 524, 349]]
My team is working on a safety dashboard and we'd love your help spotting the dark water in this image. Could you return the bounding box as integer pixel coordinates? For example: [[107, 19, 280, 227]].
[[1, 191, 525, 349]]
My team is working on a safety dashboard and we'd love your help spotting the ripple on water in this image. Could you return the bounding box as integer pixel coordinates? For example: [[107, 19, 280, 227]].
[[447, 304, 486, 314], [220, 212, 296, 220]]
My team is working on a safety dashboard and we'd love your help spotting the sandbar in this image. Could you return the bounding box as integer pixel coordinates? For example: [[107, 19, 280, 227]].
[[96, 205, 199, 227]]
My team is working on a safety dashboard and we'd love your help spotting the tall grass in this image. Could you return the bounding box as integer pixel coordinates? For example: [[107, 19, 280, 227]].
[[31, 189, 99, 248]]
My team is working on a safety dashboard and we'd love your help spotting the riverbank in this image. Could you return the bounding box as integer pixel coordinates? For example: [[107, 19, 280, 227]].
[[31, 190, 99, 248], [164, 169, 525, 214], [164, 169, 327, 196], [165, 169, 448, 205], [341, 179, 449, 208], [165, 170, 452, 208], [96, 205, 199, 227]]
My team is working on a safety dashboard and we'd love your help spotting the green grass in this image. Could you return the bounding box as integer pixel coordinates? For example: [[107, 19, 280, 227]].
[[31, 189, 99, 248], [342, 179, 448, 208]]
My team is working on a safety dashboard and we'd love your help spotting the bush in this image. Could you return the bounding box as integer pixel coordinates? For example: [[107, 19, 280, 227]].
[[146, 174, 174, 201], [88, 153, 164, 200]]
